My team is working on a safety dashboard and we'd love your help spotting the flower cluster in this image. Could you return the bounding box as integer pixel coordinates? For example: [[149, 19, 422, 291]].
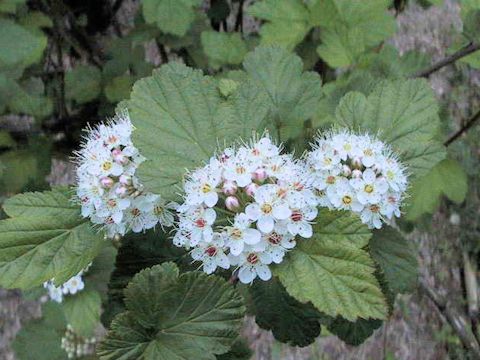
[[174, 136, 318, 284], [305, 130, 408, 229], [43, 265, 90, 303], [75, 112, 175, 238], [61, 325, 97, 359]]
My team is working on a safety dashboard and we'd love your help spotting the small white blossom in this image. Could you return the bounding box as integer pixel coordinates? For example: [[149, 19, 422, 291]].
[[43, 265, 90, 303]]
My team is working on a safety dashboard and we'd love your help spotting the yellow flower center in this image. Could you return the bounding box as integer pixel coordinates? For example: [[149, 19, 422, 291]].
[[364, 184, 374, 194], [386, 170, 395, 180], [261, 203, 273, 214], [102, 161, 112, 171], [230, 228, 243, 239], [236, 166, 246, 174], [201, 183, 211, 193], [342, 196, 352, 205], [363, 149, 373, 156]]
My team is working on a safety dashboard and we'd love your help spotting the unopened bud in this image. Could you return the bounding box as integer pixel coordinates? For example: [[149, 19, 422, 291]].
[[116, 186, 127, 196], [342, 165, 352, 177], [100, 177, 114, 188], [225, 196, 240, 211], [449, 213, 461, 226], [352, 157, 362, 169], [112, 149, 126, 164], [253, 168, 267, 181], [245, 183, 258, 197], [119, 175, 130, 185], [352, 169, 362, 178], [222, 181, 237, 195]]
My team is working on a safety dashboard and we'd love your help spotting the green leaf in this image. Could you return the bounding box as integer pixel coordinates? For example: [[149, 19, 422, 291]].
[[130, 62, 265, 200], [216, 338, 252, 360], [0, 19, 47, 69], [327, 317, 382, 346], [250, 278, 321, 347], [218, 79, 239, 97], [201, 31, 247, 69], [0, 189, 104, 289], [62, 287, 101, 337], [370, 228, 418, 294], [105, 75, 134, 103], [335, 78, 446, 179], [101, 231, 189, 328], [243, 46, 322, 140], [12, 302, 67, 360], [247, 0, 310, 50], [405, 159, 468, 220], [273, 218, 387, 321], [0, 0, 26, 13], [3, 187, 77, 218], [0, 130, 15, 148], [65, 65, 101, 104], [19, 11, 53, 29], [98, 263, 245, 360], [142, 0, 201, 36], [310, 0, 395, 68], [315, 208, 372, 248]]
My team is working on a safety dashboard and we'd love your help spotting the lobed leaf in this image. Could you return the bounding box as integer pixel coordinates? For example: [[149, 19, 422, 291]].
[[98, 263, 245, 360], [274, 217, 387, 322]]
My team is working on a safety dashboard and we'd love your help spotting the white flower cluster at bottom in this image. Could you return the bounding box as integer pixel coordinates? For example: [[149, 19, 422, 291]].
[[43, 264, 90, 303], [75, 112, 175, 238], [305, 130, 408, 229], [174, 136, 318, 284], [61, 325, 96, 359]]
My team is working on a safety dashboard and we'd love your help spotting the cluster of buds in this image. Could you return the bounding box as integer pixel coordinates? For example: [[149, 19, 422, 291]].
[[61, 325, 97, 359], [75, 112, 175, 238], [174, 136, 318, 283], [305, 130, 408, 229]]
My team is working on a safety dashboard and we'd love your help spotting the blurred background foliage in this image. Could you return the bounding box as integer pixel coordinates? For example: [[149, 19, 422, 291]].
[[0, 0, 480, 359]]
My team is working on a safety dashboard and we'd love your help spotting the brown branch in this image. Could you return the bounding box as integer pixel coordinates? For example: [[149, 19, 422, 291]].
[[444, 109, 480, 146], [420, 279, 480, 359], [412, 42, 480, 78]]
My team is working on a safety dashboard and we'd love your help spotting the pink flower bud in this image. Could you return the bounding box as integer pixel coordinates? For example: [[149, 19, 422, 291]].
[[245, 183, 258, 197], [352, 157, 362, 168], [100, 177, 114, 188], [116, 186, 127, 196], [253, 168, 267, 181], [222, 181, 237, 195], [342, 165, 352, 177], [352, 169, 362, 178], [119, 175, 130, 185], [112, 149, 127, 164], [225, 196, 240, 211]]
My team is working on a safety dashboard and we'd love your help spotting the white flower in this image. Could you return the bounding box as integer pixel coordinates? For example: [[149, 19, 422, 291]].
[[191, 234, 230, 274], [43, 265, 89, 303], [63, 275, 85, 295], [284, 206, 318, 238], [225, 214, 261, 256], [305, 130, 408, 229], [245, 184, 292, 233], [232, 251, 272, 284]]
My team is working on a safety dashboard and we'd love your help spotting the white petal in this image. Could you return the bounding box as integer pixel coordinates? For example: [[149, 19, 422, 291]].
[[298, 223, 313, 238], [229, 241, 244, 256], [204, 208, 217, 224], [238, 267, 256, 284], [216, 253, 230, 269], [204, 191, 218, 207], [272, 204, 292, 220], [243, 228, 261, 245], [257, 216, 274, 233], [245, 204, 261, 221], [203, 260, 217, 274], [191, 247, 204, 260], [256, 265, 272, 281]]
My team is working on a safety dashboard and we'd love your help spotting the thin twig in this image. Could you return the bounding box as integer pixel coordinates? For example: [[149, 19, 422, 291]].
[[444, 109, 480, 146], [411, 42, 480, 78], [420, 279, 480, 359], [234, 0, 244, 33]]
